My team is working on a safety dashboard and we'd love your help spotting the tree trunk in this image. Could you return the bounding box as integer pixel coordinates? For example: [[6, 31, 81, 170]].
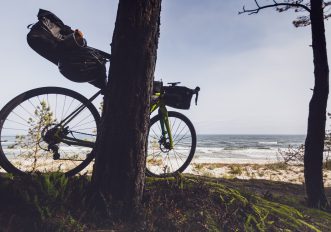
[[91, 0, 162, 213], [304, 0, 329, 209]]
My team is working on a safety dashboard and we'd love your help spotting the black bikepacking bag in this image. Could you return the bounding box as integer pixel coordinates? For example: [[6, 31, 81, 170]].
[[58, 47, 108, 88], [163, 86, 196, 110], [27, 9, 111, 88], [27, 9, 73, 65]]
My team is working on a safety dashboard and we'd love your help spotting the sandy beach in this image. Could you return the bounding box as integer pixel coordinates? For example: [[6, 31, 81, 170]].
[[1, 151, 330, 188], [89, 157, 331, 187], [185, 160, 331, 187]]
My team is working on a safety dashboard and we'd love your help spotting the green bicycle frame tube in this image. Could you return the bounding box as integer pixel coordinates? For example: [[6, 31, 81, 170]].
[[150, 92, 174, 149], [157, 105, 174, 149]]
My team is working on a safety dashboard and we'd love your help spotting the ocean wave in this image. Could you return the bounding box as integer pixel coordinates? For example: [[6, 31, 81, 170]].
[[258, 141, 278, 145], [195, 147, 223, 154], [195, 147, 278, 156], [256, 147, 271, 150], [194, 148, 280, 162], [223, 147, 247, 151]]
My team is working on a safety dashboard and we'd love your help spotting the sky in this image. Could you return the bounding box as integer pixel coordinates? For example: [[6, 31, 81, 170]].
[[0, 0, 330, 135]]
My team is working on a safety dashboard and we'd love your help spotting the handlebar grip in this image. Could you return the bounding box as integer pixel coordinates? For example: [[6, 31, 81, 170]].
[[194, 86, 200, 105]]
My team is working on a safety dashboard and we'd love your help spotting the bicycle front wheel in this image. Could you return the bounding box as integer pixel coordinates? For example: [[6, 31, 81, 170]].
[[0, 87, 99, 176], [146, 111, 196, 177]]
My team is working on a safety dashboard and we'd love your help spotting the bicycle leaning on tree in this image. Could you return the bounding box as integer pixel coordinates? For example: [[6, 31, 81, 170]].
[[0, 80, 200, 177]]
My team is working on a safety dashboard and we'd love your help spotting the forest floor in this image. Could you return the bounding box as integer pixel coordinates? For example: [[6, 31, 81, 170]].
[[0, 165, 330, 231]]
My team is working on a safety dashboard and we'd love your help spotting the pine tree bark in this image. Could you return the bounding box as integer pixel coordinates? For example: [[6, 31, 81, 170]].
[[91, 0, 161, 212], [304, 0, 329, 209]]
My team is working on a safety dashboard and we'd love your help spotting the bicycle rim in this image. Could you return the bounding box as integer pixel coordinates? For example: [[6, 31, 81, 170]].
[[146, 111, 196, 177], [0, 87, 99, 176]]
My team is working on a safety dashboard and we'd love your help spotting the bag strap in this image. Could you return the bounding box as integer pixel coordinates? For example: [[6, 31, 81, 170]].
[[87, 46, 111, 60], [94, 48, 111, 60], [27, 23, 35, 29]]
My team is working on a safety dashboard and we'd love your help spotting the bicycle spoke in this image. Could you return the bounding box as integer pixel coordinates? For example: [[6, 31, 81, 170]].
[[170, 117, 177, 134], [173, 124, 186, 142], [173, 149, 186, 163], [73, 127, 97, 132], [37, 95, 42, 106], [70, 113, 95, 130], [166, 152, 175, 173], [150, 128, 161, 140], [61, 96, 67, 121], [19, 104, 37, 120], [10, 110, 30, 126], [150, 150, 162, 160], [149, 135, 160, 141], [172, 150, 182, 171], [174, 132, 191, 146], [55, 94, 58, 120], [172, 120, 183, 141], [63, 97, 76, 119], [5, 118, 29, 128], [47, 94, 50, 112]]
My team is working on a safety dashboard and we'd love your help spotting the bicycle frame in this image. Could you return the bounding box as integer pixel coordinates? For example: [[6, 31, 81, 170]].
[[55, 89, 174, 150], [150, 93, 174, 149]]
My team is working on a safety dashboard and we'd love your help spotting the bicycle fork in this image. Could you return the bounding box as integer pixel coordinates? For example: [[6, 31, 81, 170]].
[[158, 107, 174, 150]]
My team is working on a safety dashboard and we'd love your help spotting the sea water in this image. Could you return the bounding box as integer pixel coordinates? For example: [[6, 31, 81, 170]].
[[194, 134, 306, 163], [2, 134, 307, 163]]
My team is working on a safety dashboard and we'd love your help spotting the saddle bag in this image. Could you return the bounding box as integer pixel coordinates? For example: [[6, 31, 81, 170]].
[[58, 47, 108, 85], [27, 9, 73, 65], [27, 9, 111, 88]]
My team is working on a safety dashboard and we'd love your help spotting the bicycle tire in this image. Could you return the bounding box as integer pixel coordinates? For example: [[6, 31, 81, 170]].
[[0, 87, 99, 177], [146, 111, 196, 177]]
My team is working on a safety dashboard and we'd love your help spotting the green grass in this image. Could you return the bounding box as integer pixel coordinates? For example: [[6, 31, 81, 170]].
[[324, 160, 331, 170], [263, 162, 289, 171], [0, 173, 330, 231], [228, 164, 243, 175]]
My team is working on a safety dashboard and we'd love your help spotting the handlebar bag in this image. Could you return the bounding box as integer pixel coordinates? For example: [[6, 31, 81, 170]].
[[27, 9, 111, 88], [163, 86, 194, 110]]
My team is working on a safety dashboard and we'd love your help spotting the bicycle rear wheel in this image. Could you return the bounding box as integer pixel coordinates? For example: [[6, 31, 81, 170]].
[[0, 87, 99, 176], [146, 111, 196, 177]]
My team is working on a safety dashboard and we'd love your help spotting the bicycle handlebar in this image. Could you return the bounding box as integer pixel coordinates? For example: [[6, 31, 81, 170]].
[[167, 82, 181, 86]]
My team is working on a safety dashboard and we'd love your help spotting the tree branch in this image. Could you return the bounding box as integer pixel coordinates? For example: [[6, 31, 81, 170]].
[[239, 1, 311, 15], [324, 1, 331, 7]]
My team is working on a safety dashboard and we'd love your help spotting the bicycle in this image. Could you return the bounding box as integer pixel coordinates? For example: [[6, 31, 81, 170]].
[[0, 81, 200, 177]]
